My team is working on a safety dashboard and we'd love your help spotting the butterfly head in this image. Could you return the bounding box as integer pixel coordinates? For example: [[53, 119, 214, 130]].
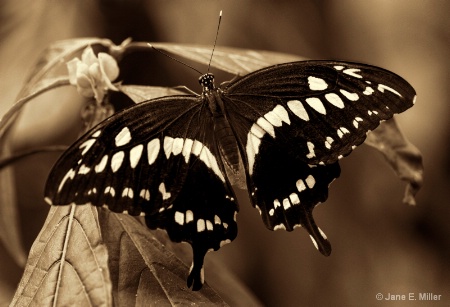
[[199, 73, 216, 92]]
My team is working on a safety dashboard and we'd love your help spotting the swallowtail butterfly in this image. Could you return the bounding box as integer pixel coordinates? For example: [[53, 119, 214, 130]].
[[45, 58, 416, 290]]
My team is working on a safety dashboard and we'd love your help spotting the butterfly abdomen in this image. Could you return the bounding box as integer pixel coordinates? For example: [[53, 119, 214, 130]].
[[214, 114, 241, 174], [205, 90, 241, 175]]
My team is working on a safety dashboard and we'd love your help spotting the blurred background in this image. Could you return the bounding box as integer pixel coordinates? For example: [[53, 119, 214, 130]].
[[1, 0, 449, 306]]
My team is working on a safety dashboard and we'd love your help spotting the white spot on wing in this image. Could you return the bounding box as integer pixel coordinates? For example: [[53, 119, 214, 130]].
[[163, 136, 174, 159], [343, 68, 362, 78], [306, 141, 316, 159], [129, 144, 143, 168], [264, 109, 282, 127], [172, 138, 184, 156], [272, 105, 290, 125], [287, 100, 309, 121], [325, 93, 345, 109], [206, 220, 214, 231], [197, 219, 206, 232], [363, 86, 374, 95], [289, 193, 300, 205], [274, 199, 281, 208], [340, 89, 359, 101], [220, 239, 231, 247], [214, 215, 221, 224], [269, 208, 275, 216], [378, 84, 402, 97], [282, 198, 291, 210], [305, 175, 316, 188], [140, 189, 150, 200], [58, 169, 75, 192], [79, 139, 96, 155], [256, 117, 275, 137], [159, 182, 171, 200], [296, 179, 306, 192], [115, 127, 132, 147], [325, 136, 334, 149], [250, 123, 265, 138], [197, 145, 225, 182], [306, 97, 326, 115], [92, 130, 101, 138], [181, 138, 194, 163], [111, 151, 125, 172], [147, 138, 160, 165], [104, 186, 115, 197], [334, 65, 344, 70], [186, 210, 194, 223], [274, 224, 286, 231], [353, 117, 363, 128], [310, 235, 319, 250], [246, 133, 261, 175], [308, 76, 328, 90], [122, 187, 134, 198], [174, 211, 184, 225], [95, 155, 108, 173], [191, 140, 203, 156], [337, 127, 350, 138], [78, 165, 91, 175], [318, 227, 328, 239]]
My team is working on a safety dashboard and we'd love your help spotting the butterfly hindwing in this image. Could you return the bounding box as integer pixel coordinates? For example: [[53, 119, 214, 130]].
[[45, 96, 238, 290]]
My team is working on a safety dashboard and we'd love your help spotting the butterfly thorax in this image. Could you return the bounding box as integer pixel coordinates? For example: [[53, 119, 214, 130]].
[[199, 72, 243, 183]]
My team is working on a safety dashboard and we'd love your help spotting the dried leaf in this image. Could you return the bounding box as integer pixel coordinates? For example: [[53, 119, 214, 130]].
[[118, 85, 185, 103], [150, 230, 263, 306], [0, 142, 26, 267], [126, 42, 305, 76], [10, 205, 112, 307], [365, 118, 423, 205], [0, 39, 117, 268], [98, 209, 228, 306], [1, 37, 115, 140]]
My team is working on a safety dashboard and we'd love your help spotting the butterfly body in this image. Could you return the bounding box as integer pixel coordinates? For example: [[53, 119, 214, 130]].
[[45, 60, 416, 290]]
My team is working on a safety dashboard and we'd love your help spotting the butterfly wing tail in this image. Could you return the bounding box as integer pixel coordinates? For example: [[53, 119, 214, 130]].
[[302, 208, 332, 256], [187, 245, 207, 291]]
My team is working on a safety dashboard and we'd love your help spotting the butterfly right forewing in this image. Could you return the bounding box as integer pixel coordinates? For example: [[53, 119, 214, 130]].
[[224, 60, 416, 165]]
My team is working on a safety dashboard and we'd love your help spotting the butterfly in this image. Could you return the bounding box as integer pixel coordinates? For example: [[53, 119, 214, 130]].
[[45, 59, 416, 290]]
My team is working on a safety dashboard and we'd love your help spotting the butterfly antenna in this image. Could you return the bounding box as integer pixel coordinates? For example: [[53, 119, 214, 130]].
[[207, 10, 222, 73], [148, 43, 203, 75]]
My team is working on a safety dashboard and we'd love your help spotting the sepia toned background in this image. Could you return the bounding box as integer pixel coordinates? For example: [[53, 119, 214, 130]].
[[1, 0, 449, 306]]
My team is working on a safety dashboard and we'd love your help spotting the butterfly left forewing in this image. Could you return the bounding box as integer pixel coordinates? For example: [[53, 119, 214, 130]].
[[45, 95, 238, 290]]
